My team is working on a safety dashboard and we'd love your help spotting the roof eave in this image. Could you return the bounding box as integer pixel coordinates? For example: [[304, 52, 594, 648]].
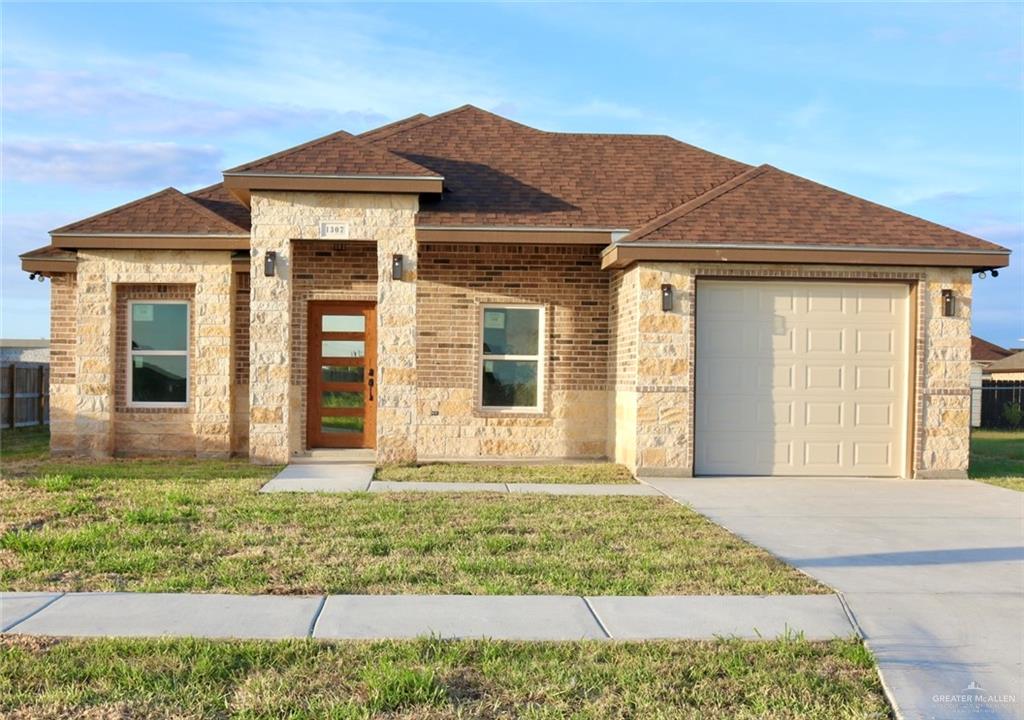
[[600, 242, 1011, 271], [51, 233, 251, 251], [223, 173, 444, 205]]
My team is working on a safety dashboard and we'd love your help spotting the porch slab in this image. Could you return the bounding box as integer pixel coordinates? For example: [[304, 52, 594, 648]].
[[4, 592, 322, 639], [260, 463, 373, 493], [585, 595, 852, 640], [369, 480, 509, 494], [313, 595, 606, 640], [1, 593, 64, 632], [508, 482, 660, 496]]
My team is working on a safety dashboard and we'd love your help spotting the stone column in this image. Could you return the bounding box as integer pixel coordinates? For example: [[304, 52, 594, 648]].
[[192, 262, 234, 458], [248, 194, 293, 465], [918, 267, 972, 478], [632, 262, 694, 476], [376, 222, 418, 464], [74, 253, 115, 457]]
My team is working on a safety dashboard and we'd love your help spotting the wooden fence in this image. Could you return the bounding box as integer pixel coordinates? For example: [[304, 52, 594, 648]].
[[979, 380, 1024, 429], [0, 363, 49, 428]]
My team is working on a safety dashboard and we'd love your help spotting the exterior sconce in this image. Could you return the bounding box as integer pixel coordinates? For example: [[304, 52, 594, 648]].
[[941, 289, 955, 317], [392, 254, 404, 281], [264, 251, 277, 277], [661, 284, 673, 312]]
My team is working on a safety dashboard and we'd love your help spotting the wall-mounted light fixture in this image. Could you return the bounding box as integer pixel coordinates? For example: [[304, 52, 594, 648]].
[[941, 288, 955, 317], [264, 251, 277, 277], [661, 284, 673, 312], [392, 254, 404, 281]]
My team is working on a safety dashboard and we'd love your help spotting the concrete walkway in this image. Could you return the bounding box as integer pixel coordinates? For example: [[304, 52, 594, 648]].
[[260, 464, 660, 496], [1, 591, 851, 641], [645, 476, 1024, 720]]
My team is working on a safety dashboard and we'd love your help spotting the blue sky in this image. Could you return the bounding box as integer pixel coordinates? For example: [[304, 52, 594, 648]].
[[3, 2, 1022, 346]]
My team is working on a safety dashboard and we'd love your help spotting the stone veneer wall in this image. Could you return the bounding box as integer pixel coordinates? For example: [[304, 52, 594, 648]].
[[415, 243, 609, 459], [248, 191, 417, 464], [616, 262, 973, 478], [72, 250, 234, 458], [290, 240, 376, 451], [48, 272, 77, 455], [607, 267, 638, 467]]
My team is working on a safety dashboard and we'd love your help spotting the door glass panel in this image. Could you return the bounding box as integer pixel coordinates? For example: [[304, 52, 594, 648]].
[[322, 391, 364, 409], [322, 417, 364, 434], [322, 365, 363, 383], [322, 315, 365, 333], [322, 340, 365, 358]]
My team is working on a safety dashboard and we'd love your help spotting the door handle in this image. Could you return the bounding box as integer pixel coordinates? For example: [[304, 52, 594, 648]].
[[368, 377, 375, 401]]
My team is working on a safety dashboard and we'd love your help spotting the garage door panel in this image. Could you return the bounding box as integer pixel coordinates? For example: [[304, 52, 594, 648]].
[[696, 280, 908, 477]]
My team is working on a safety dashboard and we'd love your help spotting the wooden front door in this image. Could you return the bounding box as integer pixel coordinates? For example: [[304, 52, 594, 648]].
[[307, 301, 377, 449]]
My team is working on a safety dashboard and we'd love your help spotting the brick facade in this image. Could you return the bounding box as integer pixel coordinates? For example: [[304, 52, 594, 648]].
[[48, 273, 77, 454], [415, 243, 609, 459]]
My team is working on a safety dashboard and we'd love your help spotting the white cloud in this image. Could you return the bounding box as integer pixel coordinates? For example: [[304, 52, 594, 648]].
[[3, 139, 222, 186]]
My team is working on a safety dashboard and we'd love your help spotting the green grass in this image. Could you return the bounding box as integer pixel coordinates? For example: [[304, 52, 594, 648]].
[[376, 462, 637, 484], [969, 430, 1024, 491], [0, 472, 823, 595], [0, 425, 50, 462], [0, 634, 889, 719]]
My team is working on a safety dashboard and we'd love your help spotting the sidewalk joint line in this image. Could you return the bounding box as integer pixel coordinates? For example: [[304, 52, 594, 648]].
[[581, 597, 612, 639], [2, 592, 66, 633], [307, 596, 327, 638]]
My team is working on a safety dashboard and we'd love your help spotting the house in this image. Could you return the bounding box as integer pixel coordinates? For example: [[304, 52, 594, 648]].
[[985, 351, 1024, 381], [969, 336, 1014, 426], [0, 339, 49, 364], [20, 105, 1011, 478]]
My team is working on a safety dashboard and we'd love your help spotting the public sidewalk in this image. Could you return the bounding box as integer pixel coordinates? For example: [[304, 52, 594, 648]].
[[1, 591, 852, 641]]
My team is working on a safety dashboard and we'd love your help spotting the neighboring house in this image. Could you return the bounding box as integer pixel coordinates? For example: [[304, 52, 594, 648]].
[[20, 106, 1011, 478], [985, 351, 1024, 381], [0, 339, 49, 363], [969, 336, 1013, 426]]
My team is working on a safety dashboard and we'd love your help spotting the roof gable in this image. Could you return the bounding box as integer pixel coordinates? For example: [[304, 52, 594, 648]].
[[225, 129, 440, 178], [51, 187, 248, 236], [986, 350, 1024, 373], [620, 165, 1005, 252]]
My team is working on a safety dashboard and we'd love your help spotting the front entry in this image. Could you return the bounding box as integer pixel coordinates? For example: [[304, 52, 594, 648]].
[[307, 301, 377, 449]]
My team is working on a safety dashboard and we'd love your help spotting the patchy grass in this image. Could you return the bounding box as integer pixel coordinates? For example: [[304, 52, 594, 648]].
[[970, 430, 1024, 491], [0, 425, 50, 463], [0, 634, 889, 719], [376, 462, 637, 484], [0, 470, 823, 595]]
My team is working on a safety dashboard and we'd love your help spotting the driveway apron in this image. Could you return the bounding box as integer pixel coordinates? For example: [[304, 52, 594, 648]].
[[645, 476, 1024, 720]]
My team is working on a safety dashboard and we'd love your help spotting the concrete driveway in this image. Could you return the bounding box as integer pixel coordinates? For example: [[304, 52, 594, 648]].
[[645, 476, 1024, 720]]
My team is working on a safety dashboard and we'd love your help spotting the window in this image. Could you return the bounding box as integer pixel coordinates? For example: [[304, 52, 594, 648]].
[[480, 306, 544, 410], [128, 301, 189, 406]]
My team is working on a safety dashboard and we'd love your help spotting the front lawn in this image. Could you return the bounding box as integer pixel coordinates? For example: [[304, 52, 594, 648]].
[[0, 635, 889, 719], [376, 462, 636, 484], [0, 471, 823, 595], [970, 430, 1024, 491]]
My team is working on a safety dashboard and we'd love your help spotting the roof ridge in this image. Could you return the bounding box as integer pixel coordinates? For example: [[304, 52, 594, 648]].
[[624, 164, 771, 242], [358, 113, 429, 140], [50, 187, 181, 235], [225, 129, 359, 174], [363, 105, 481, 142]]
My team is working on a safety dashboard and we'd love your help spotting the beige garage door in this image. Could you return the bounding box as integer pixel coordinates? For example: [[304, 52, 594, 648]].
[[695, 280, 910, 476]]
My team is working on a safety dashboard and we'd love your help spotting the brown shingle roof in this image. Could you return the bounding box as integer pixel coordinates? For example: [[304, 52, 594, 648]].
[[19, 245, 76, 262], [366, 105, 750, 228], [986, 350, 1024, 374], [225, 129, 440, 178], [358, 113, 429, 141], [51, 187, 248, 235], [620, 164, 1006, 252], [972, 336, 1013, 363], [188, 182, 251, 231]]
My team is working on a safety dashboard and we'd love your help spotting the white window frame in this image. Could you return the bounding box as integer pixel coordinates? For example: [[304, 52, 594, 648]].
[[478, 304, 545, 413], [127, 300, 190, 409]]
